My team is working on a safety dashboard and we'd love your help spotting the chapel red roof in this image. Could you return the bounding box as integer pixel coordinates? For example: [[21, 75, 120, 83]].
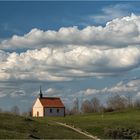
[[39, 97, 65, 108]]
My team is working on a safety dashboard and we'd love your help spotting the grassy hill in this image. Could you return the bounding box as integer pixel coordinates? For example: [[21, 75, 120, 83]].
[[0, 113, 88, 139], [0, 108, 140, 139], [47, 108, 140, 139]]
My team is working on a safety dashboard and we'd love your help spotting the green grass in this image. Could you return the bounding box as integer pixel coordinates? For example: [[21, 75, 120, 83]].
[[0, 113, 88, 139], [0, 108, 140, 139], [46, 108, 140, 139]]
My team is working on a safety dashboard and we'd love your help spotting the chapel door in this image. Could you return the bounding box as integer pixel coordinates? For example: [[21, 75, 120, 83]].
[[37, 111, 39, 117]]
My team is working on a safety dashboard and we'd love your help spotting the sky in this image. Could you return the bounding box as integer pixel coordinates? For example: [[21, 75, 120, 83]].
[[1, 1, 140, 112]]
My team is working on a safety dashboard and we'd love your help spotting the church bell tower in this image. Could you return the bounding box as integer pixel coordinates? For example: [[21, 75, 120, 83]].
[[39, 86, 43, 98]]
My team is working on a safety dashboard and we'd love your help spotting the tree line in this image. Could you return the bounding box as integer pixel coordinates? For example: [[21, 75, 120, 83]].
[[0, 94, 140, 116], [66, 95, 140, 115], [0, 106, 31, 116]]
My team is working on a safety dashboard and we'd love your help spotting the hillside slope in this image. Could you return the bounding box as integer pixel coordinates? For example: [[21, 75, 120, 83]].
[[0, 113, 88, 139], [47, 108, 140, 139], [0, 109, 140, 139]]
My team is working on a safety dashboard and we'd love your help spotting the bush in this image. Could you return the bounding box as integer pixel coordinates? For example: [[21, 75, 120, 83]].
[[103, 107, 114, 112], [104, 127, 140, 139]]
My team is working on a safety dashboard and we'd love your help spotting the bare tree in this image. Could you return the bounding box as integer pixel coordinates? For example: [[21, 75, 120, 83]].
[[106, 95, 127, 110], [134, 99, 140, 108], [65, 108, 71, 115], [126, 95, 133, 108], [91, 97, 101, 112], [11, 105, 20, 115], [81, 100, 92, 113], [71, 98, 80, 114]]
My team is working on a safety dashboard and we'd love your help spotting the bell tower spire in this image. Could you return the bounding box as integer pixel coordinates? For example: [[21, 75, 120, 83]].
[[39, 85, 43, 98]]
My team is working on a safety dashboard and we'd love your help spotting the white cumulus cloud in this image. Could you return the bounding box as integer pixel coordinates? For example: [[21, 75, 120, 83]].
[[81, 79, 140, 96], [1, 14, 140, 50], [0, 15, 140, 81], [0, 46, 139, 81], [89, 4, 132, 24]]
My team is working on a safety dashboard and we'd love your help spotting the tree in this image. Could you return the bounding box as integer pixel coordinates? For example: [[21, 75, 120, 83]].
[[65, 108, 71, 115], [11, 106, 20, 115], [81, 100, 92, 113], [126, 95, 133, 108], [134, 99, 140, 108], [71, 98, 79, 114], [106, 95, 127, 110], [91, 97, 101, 112]]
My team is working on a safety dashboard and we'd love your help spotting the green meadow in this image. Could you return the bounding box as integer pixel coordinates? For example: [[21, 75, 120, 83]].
[[47, 108, 140, 139], [0, 108, 140, 139], [0, 113, 88, 139]]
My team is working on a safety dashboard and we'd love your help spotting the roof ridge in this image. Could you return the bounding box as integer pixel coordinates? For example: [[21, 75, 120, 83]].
[[39, 97, 64, 107], [40, 97, 60, 99]]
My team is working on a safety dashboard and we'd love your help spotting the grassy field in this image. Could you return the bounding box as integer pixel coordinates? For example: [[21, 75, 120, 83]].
[[0, 108, 140, 139], [47, 108, 140, 139], [0, 113, 88, 139]]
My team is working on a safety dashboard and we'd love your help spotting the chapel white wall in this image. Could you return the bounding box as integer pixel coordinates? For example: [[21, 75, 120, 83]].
[[32, 98, 44, 117]]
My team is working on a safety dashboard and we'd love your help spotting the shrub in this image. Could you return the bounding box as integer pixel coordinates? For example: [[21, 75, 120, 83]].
[[104, 127, 140, 139]]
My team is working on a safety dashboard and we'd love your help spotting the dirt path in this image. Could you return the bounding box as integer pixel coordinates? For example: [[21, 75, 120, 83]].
[[55, 122, 100, 140]]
